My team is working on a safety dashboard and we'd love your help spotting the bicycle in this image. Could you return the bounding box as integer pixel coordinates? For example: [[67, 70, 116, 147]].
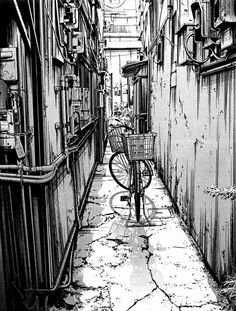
[[108, 116, 152, 190], [121, 132, 156, 223], [108, 115, 156, 223]]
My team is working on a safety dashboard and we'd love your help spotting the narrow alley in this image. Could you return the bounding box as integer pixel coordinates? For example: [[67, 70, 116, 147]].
[[49, 146, 232, 311], [2, 0, 236, 310]]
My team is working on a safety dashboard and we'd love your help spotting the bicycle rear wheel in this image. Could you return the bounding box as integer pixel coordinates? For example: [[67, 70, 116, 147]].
[[109, 152, 152, 190]]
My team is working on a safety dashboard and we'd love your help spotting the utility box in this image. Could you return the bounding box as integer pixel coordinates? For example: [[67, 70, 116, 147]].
[[0, 48, 18, 82], [213, 0, 236, 28], [0, 80, 15, 149]]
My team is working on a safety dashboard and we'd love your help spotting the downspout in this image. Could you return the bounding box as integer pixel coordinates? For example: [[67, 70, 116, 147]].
[[167, 0, 173, 19], [64, 75, 70, 171]]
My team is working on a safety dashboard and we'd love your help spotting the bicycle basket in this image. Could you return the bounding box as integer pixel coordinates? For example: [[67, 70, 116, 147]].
[[122, 133, 156, 161], [108, 126, 130, 152]]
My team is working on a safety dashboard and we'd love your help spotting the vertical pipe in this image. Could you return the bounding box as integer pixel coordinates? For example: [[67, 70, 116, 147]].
[[26, 56, 36, 166], [21, 184, 32, 288], [32, 197, 43, 283], [110, 73, 113, 114], [65, 75, 70, 133], [60, 76, 67, 151], [28, 186, 39, 287], [39, 0, 48, 165], [0, 224, 7, 311], [7, 184, 20, 286], [45, 185, 53, 287]]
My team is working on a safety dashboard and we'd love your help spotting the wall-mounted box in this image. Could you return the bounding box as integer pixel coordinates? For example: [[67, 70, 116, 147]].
[[213, 0, 236, 28], [72, 32, 84, 54], [0, 48, 18, 82], [220, 27, 236, 50]]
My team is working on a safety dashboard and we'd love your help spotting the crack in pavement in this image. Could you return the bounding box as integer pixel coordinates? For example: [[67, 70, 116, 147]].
[[179, 301, 232, 310], [126, 234, 180, 311], [82, 211, 116, 228]]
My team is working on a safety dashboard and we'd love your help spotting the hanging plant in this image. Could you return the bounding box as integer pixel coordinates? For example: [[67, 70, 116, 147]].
[[204, 186, 236, 200]]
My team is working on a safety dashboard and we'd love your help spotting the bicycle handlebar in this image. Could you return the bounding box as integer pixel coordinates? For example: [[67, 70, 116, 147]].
[[109, 113, 147, 132]]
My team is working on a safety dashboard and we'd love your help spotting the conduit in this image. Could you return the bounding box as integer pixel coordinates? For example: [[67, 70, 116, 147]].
[[0, 153, 66, 184], [0, 118, 98, 184]]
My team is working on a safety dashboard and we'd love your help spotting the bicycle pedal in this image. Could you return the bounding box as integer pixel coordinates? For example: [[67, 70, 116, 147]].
[[120, 195, 129, 201]]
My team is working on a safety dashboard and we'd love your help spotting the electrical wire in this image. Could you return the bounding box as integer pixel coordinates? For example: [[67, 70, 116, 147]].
[[184, 31, 229, 64], [55, 0, 65, 47], [43, 0, 78, 65], [209, 47, 229, 61], [26, 0, 42, 63], [184, 31, 210, 64], [100, 0, 127, 10], [157, 0, 164, 35]]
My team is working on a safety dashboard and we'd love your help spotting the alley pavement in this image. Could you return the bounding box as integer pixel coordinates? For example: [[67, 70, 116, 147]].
[[50, 147, 232, 311]]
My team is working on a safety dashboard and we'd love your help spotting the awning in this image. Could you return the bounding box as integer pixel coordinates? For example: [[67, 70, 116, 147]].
[[122, 59, 148, 77]]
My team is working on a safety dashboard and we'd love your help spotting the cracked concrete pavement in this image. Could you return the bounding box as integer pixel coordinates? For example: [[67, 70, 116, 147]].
[[49, 148, 232, 311]]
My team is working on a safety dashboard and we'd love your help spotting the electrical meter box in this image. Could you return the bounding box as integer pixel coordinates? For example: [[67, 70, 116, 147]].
[[0, 80, 15, 149], [0, 48, 18, 82]]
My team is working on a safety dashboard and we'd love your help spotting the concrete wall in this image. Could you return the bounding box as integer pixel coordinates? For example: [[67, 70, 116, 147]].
[[0, 1, 104, 309], [148, 0, 236, 280]]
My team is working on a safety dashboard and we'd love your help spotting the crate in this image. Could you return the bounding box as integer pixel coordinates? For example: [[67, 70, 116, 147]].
[[122, 133, 156, 161], [108, 126, 129, 152]]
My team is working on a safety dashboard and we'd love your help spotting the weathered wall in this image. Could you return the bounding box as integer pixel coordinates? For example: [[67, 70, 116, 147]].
[[0, 1, 104, 310], [149, 1, 236, 281]]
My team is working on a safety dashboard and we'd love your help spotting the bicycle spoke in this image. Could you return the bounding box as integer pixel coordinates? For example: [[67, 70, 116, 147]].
[[109, 152, 131, 189]]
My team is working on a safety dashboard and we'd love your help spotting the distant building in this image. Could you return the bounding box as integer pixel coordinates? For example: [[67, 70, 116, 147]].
[[102, 0, 142, 112]]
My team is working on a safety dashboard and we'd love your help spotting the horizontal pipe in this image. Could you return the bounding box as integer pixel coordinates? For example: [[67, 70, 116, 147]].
[[0, 153, 66, 172], [0, 154, 66, 175], [0, 120, 98, 184], [0, 170, 56, 184], [69, 118, 98, 153]]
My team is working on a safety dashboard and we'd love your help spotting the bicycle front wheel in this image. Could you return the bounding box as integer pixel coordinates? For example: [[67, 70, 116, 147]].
[[133, 161, 141, 222], [109, 151, 131, 190]]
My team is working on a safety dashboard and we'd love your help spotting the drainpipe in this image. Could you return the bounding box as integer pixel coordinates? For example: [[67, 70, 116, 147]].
[[91, 0, 96, 24], [68, 75, 80, 135], [167, 0, 173, 19], [64, 75, 70, 172], [60, 75, 68, 149]]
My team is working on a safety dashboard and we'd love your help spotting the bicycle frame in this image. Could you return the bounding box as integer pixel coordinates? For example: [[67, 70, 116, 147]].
[[108, 113, 155, 224]]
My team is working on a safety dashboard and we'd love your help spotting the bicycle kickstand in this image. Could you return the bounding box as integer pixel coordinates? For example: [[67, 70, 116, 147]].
[[142, 193, 151, 225], [125, 192, 132, 227]]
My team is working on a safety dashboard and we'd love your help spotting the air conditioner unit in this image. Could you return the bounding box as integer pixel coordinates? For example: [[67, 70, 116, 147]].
[[220, 27, 236, 50], [191, 1, 219, 41], [213, 0, 236, 28]]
